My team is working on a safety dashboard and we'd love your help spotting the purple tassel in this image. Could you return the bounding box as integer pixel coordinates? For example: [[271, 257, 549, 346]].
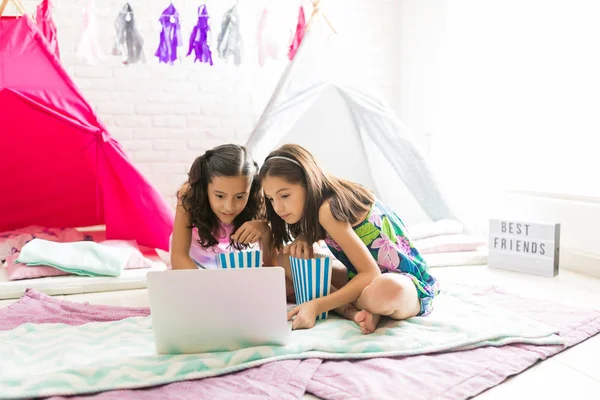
[[155, 3, 182, 64], [187, 4, 213, 65]]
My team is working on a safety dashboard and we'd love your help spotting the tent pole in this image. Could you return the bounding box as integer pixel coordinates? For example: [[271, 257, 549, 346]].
[[0, 0, 10, 16], [14, 0, 26, 14], [0, 0, 27, 16], [306, 0, 336, 34]]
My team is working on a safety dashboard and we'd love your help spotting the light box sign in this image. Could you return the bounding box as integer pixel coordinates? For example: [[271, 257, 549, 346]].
[[488, 219, 560, 277]]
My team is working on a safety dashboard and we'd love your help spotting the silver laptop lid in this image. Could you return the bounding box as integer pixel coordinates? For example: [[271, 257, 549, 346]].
[[147, 267, 291, 354]]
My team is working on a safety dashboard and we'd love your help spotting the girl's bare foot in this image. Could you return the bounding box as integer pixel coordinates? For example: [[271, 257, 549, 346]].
[[341, 305, 381, 334], [353, 309, 381, 334]]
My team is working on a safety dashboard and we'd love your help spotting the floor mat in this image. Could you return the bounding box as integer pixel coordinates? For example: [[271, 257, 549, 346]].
[[0, 285, 563, 399], [307, 284, 600, 400]]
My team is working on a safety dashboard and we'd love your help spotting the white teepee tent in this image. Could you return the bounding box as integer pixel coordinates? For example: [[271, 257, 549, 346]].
[[246, 5, 457, 228]]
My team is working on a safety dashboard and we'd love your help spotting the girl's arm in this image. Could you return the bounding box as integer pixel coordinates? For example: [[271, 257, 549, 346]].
[[170, 185, 198, 270], [313, 202, 381, 314], [259, 221, 278, 266], [282, 233, 320, 259], [231, 220, 278, 266]]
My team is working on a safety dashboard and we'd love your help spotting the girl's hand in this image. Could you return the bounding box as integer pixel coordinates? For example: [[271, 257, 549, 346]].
[[282, 234, 314, 259], [287, 300, 320, 330], [231, 220, 269, 245]]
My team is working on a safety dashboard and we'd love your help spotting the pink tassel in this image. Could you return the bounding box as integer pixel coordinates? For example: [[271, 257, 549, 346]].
[[257, 8, 279, 66], [77, 0, 105, 65], [288, 6, 306, 60]]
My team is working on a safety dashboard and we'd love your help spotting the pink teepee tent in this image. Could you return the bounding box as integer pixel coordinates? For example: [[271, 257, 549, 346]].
[[0, 15, 174, 251]]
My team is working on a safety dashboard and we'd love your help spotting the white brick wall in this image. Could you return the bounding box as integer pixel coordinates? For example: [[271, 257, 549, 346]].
[[16, 0, 402, 208]]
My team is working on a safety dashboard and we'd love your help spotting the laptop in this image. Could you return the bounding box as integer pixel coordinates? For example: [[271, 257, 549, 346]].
[[146, 267, 291, 354]]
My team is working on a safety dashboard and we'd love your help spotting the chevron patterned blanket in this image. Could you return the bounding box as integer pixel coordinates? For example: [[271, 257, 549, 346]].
[[0, 286, 564, 399]]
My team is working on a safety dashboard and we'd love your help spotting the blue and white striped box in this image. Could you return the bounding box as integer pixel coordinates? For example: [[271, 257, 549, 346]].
[[215, 250, 263, 269], [289, 256, 332, 320]]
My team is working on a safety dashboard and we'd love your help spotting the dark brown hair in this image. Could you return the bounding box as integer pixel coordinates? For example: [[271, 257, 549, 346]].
[[259, 144, 374, 249], [180, 144, 263, 250]]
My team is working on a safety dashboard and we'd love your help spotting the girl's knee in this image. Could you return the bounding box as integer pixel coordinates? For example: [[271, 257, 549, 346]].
[[359, 274, 419, 316], [369, 274, 406, 298], [358, 275, 399, 310]]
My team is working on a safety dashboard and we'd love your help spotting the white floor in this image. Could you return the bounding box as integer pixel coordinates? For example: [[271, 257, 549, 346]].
[[1, 265, 599, 399]]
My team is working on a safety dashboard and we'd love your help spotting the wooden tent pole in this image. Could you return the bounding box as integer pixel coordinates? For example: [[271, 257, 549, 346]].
[[0, 0, 27, 16], [14, 0, 26, 14], [305, 0, 337, 34], [0, 0, 10, 16]]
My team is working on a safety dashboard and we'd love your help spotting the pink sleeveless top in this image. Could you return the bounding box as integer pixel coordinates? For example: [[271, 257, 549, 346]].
[[189, 222, 234, 269], [189, 222, 257, 269]]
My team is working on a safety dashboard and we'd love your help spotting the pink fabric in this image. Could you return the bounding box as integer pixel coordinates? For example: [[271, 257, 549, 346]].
[[35, 0, 60, 59], [0, 226, 86, 261], [4, 252, 70, 280], [413, 234, 486, 255], [0, 16, 174, 251], [48, 360, 320, 400], [1, 286, 598, 399], [0, 288, 150, 329], [288, 6, 306, 60], [307, 285, 600, 400]]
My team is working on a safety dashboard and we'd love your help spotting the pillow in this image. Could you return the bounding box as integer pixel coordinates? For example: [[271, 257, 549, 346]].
[[155, 248, 172, 268], [408, 219, 464, 240], [423, 248, 489, 267], [16, 239, 130, 277], [0, 234, 33, 262], [413, 234, 486, 255], [0, 226, 86, 262], [3, 240, 153, 281], [4, 252, 71, 281], [100, 240, 154, 270]]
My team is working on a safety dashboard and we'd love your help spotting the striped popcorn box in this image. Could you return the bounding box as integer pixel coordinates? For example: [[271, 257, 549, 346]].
[[289, 256, 332, 320], [215, 250, 263, 269]]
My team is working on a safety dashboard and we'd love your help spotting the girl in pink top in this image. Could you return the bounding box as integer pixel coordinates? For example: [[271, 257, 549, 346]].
[[171, 144, 276, 270]]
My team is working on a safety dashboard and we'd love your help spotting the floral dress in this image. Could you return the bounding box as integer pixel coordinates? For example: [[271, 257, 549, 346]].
[[324, 200, 439, 316]]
